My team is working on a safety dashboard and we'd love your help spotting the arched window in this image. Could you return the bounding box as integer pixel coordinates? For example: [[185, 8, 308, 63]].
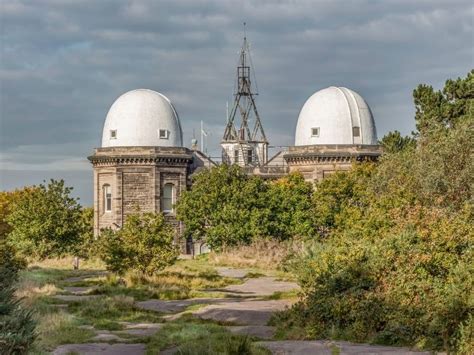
[[103, 184, 112, 212], [161, 183, 174, 213]]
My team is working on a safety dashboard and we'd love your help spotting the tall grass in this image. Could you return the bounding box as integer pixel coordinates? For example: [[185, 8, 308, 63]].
[[208, 238, 304, 271]]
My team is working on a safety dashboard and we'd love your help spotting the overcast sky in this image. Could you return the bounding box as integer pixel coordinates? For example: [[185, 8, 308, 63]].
[[1, 0, 472, 205]]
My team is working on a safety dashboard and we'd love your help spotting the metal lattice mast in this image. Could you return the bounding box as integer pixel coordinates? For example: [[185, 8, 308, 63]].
[[222, 26, 268, 166]]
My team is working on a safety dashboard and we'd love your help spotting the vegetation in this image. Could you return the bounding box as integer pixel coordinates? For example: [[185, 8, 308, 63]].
[[0, 234, 36, 354], [98, 212, 178, 275], [146, 316, 269, 354], [177, 167, 314, 249], [6, 179, 84, 260], [277, 70, 473, 353]]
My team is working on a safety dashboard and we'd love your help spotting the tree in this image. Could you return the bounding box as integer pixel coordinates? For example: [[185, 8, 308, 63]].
[[262, 172, 314, 240], [98, 212, 178, 275], [6, 179, 83, 259], [413, 69, 473, 136], [176, 164, 267, 250], [379, 131, 416, 154]]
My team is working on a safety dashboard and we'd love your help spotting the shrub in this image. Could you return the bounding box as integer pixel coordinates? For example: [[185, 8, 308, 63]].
[[6, 179, 83, 259], [98, 212, 178, 275], [0, 236, 36, 354]]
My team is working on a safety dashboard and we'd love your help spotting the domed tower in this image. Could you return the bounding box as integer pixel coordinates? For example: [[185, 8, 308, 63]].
[[88, 89, 193, 237], [285, 86, 381, 181]]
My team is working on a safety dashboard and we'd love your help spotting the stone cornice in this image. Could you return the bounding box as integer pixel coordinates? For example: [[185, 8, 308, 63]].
[[88, 154, 193, 167]]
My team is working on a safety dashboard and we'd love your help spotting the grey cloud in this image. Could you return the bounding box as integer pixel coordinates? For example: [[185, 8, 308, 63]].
[[1, 0, 472, 205]]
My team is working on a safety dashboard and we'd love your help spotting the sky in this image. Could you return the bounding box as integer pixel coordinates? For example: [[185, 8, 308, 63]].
[[1, 0, 472, 206]]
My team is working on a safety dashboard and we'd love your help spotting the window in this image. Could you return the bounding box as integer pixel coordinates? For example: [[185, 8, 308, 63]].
[[110, 130, 117, 139], [247, 149, 253, 164], [234, 150, 239, 163], [353, 126, 360, 137], [161, 183, 174, 213], [103, 184, 112, 212], [311, 127, 320, 137], [159, 129, 169, 139]]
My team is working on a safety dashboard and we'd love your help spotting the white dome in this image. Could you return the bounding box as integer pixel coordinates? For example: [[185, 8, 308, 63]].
[[101, 89, 183, 147], [295, 86, 377, 146]]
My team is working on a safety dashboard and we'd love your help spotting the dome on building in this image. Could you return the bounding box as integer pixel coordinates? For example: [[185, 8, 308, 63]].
[[295, 86, 377, 146], [101, 89, 183, 148]]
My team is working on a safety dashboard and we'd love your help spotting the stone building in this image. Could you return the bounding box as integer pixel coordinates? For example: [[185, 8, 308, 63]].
[[88, 89, 213, 252]]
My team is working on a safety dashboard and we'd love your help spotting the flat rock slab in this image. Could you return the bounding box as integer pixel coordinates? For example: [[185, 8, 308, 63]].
[[53, 343, 145, 355], [226, 325, 275, 339], [256, 341, 431, 355], [223, 277, 299, 296], [63, 286, 95, 295], [119, 327, 163, 337], [216, 267, 249, 278], [53, 294, 100, 302], [193, 299, 293, 325], [92, 332, 127, 342], [136, 297, 241, 313]]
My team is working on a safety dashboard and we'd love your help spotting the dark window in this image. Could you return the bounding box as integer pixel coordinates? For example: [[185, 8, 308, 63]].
[[162, 183, 174, 212], [159, 129, 169, 139], [103, 185, 112, 212], [110, 130, 117, 139], [247, 149, 253, 164], [234, 150, 239, 163], [353, 127, 360, 137], [311, 127, 320, 137]]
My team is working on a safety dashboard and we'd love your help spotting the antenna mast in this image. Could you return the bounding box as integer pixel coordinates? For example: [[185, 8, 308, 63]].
[[221, 23, 268, 167]]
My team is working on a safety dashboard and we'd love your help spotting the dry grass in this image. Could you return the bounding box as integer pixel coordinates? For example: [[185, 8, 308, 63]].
[[28, 256, 105, 270], [208, 238, 304, 271]]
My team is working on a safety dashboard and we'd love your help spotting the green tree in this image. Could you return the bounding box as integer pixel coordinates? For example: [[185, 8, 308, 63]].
[[6, 179, 83, 259], [262, 172, 314, 240], [98, 212, 178, 275], [413, 69, 473, 136], [176, 164, 267, 250], [379, 130, 416, 154]]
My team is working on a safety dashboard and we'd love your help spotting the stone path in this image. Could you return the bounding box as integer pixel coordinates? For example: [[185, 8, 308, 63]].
[[193, 299, 293, 325], [222, 276, 298, 296], [53, 343, 146, 355], [51, 267, 431, 355], [256, 341, 432, 355]]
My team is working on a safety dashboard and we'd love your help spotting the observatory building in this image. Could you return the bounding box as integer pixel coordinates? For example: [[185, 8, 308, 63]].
[[284, 86, 381, 181], [89, 35, 381, 252], [88, 89, 213, 247]]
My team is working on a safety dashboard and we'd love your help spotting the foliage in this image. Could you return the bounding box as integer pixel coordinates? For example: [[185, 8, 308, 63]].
[[0, 188, 35, 238], [98, 212, 178, 275], [280, 70, 474, 352], [260, 173, 315, 240], [76, 207, 95, 259], [0, 235, 36, 354], [177, 164, 268, 249], [413, 69, 473, 136], [379, 130, 416, 154], [177, 165, 314, 249], [6, 179, 83, 259]]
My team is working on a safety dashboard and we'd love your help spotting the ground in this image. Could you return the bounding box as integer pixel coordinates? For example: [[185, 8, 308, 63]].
[[19, 257, 432, 354]]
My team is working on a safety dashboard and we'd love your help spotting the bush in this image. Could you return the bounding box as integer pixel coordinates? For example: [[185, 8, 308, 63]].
[[0, 236, 36, 354], [6, 179, 83, 259], [98, 212, 178, 275]]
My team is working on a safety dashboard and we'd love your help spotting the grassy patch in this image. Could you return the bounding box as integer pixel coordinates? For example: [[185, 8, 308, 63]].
[[35, 311, 95, 350], [67, 295, 162, 330], [262, 290, 299, 300], [147, 317, 270, 354]]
